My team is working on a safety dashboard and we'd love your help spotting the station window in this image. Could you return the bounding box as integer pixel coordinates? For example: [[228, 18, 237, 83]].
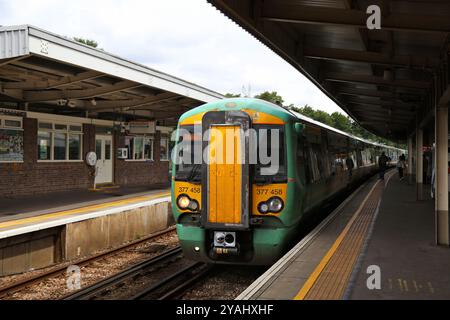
[[125, 135, 154, 160], [160, 136, 169, 161], [37, 121, 83, 161], [0, 115, 24, 162]]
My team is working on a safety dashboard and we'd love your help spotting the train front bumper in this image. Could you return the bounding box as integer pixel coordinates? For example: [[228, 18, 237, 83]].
[[175, 224, 295, 265]]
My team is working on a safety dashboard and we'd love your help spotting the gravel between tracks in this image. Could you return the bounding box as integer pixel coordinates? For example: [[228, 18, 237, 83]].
[[180, 265, 267, 300], [0, 230, 179, 300]]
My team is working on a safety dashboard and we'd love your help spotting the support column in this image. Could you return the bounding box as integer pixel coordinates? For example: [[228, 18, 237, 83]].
[[416, 127, 423, 200], [436, 106, 449, 245], [408, 135, 413, 185]]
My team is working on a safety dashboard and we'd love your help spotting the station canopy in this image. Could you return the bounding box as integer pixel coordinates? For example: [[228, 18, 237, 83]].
[[0, 25, 223, 124], [209, 0, 450, 141]]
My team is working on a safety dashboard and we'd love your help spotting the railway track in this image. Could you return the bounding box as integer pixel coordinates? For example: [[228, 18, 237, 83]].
[[131, 261, 211, 300], [63, 246, 212, 300], [0, 226, 176, 299]]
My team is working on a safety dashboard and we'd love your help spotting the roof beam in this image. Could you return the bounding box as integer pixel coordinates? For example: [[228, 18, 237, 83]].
[[359, 119, 409, 126], [0, 88, 23, 100], [356, 112, 411, 122], [261, 2, 450, 34], [344, 97, 418, 109], [153, 110, 187, 120], [12, 60, 75, 77], [87, 92, 179, 111], [337, 88, 423, 100], [325, 72, 430, 89], [0, 64, 62, 81], [349, 104, 414, 117], [140, 98, 198, 111], [0, 70, 103, 90], [23, 81, 141, 102], [304, 47, 435, 70], [0, 56, 29, 68]]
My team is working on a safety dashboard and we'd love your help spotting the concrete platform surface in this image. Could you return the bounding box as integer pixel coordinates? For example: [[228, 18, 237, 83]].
[[0, 184, 169, 222], [0, 187, 170, 239], [348, 179, 450, 299]]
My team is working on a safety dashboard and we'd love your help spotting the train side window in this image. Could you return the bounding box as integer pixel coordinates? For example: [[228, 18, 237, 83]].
[[327, 131, 347, 175], [356, 149, 363, 167], [320, 130, 332, 179], [296, 134, 307, 184]]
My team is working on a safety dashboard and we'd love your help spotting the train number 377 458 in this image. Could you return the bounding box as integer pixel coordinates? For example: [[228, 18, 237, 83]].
[[256, 189, 283, 195], [178, 186, 201, 193]]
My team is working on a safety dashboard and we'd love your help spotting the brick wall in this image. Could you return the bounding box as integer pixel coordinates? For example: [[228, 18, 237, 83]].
[[114, 131, 170, 187], [0, 117, 169, 198], [0, 119, 94, 198]]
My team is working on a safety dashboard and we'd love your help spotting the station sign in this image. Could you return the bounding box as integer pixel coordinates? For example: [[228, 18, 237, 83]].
[[127, 121, 156, 134], [0, 108, 26, 118]]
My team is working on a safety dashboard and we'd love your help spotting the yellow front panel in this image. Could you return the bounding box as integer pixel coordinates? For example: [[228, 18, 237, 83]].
[[252, 184, 287, 216], [208, 125, 242, 224], [174, 181, 201, 213]]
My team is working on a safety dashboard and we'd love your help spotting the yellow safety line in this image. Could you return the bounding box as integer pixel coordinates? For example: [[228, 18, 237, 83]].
[[293, 179, 381, 300], [0, 190, 170, 230]]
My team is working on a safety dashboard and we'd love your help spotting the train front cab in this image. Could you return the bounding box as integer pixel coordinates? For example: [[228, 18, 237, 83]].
[[172, 107, 299, 265]]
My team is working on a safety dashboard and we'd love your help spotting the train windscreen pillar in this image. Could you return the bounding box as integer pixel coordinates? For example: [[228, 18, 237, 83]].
[[436, 105, 449, 246], [416, 127, 424, 200]]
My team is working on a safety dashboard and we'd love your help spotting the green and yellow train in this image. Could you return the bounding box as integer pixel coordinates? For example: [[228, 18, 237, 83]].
[[171, 98, 403, 265]]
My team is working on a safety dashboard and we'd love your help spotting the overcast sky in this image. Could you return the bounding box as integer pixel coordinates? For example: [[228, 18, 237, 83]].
[[0, 0, 344, 114]]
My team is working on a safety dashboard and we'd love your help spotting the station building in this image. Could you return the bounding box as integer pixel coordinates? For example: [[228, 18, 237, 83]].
[[0, 25, 223, 198]]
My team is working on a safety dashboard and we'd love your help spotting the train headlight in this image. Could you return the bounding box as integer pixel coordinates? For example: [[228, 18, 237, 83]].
[[268, 197, 284, 213], [258, 202, 269, 214], [214, 232, 225, 244], [188, 200, 199, 211], [177, 195, 191, 209]]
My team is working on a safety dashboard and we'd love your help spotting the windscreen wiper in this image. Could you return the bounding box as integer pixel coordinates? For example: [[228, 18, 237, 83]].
[[186, 164, 201, 182]]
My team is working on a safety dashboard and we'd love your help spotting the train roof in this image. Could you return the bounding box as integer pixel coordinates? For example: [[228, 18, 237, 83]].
[[179, 98, 405, 152], [290, 110, 404, 152]]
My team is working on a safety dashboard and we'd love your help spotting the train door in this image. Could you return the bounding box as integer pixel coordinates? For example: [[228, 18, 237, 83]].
[[201, 111, 250, 230], [95, 135, 113, 185]]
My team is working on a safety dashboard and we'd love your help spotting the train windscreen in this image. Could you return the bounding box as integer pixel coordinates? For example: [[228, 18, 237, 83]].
[[174, 125, 201, 182], [253, 124, 287, 184]]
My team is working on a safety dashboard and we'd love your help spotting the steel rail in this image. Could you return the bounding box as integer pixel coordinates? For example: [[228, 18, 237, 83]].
[[0, 226, 176, 298], [63, 246, 183, 300], [131, 262, 212, 300]]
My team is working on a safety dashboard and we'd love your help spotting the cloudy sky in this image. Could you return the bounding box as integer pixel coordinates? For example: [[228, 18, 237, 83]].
[[0, 0, 344, 114]]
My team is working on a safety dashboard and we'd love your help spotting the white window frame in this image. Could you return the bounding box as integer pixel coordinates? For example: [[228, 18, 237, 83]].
[[0, 115, 24, 163], [37, 121, 83, 162], [125, 135, 154, 161], [160, 136, 169, 161]]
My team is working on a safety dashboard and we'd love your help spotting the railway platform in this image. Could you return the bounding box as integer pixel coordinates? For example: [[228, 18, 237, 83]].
[[238, 171, 450, 300], [0, 187, 172, 276]]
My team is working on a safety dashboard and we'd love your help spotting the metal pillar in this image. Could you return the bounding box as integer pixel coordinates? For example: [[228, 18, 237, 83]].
[[416, 127, 423, 200], [408, 136, 413, 184], [436, 106, 449, 245]]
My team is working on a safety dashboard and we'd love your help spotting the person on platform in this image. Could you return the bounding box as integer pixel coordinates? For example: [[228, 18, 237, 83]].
[[397, 154, 406, 180], [345, 154, 355, 179], [378, 152, 389, 180]]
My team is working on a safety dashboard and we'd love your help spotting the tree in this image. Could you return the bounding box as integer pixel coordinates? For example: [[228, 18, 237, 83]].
[[73, 37, 99, 48], [224, 93, 241, 98], [291, 105, 333, 127], [330, 112, 351, 132], [291, 104, 404, 148], [249, 90, 403, 148], [254, 91, 284, 106]]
